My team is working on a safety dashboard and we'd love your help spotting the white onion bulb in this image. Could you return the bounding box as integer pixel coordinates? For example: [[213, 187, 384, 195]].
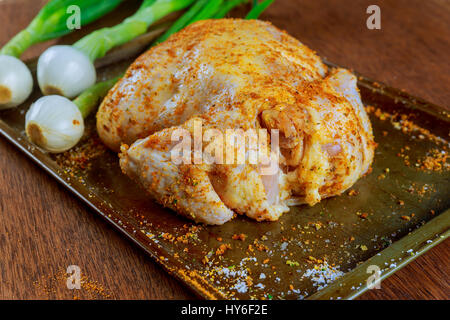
[[0, 55, 33, 109], [37, 45, 96, 99], [25, 95, 84, 153]]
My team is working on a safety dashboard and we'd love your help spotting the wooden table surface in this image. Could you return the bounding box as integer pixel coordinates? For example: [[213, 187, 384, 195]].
[[0, 0, 449, 300]]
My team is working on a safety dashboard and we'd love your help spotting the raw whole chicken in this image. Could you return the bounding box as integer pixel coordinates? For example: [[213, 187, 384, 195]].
[[96, 19, 375, 225]]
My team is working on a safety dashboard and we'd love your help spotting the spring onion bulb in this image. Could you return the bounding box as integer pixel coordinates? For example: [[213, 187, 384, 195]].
[[0, 0, 124, 109], [26, 76, 120, 153], [0, 55, 33, 109], [37, 45, 96, 98], [37, 0, 195, 98], [25, 96, 84, 153]]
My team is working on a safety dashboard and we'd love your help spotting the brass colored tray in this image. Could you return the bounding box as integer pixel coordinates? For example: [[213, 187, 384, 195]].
[[1, 15, 449, 301]]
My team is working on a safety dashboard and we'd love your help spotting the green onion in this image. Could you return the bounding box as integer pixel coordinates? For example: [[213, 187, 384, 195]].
[[37, 0, 195, 98], [188, 0, 224, 23], [245, 0, 274, 19], [154, 0, 210, 45], [1, 0, 124, 58], [0, 0, 123, 109], [214, 0, 249, 19]]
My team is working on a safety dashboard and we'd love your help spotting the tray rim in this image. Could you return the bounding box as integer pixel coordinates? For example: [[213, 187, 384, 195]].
[[0, 62, 449, 300], [308, 209, 449, 299]]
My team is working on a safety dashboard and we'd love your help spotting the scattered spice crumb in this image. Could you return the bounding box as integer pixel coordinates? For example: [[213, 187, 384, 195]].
[[232, 233, 247, 241], [216, 243, 231, 256]]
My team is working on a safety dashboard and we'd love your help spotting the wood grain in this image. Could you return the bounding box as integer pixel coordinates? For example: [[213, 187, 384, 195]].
[[0, 0, 448, 300]]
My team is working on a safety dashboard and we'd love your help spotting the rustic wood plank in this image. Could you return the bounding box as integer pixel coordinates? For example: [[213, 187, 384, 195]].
[[0, 0, 448, 299]]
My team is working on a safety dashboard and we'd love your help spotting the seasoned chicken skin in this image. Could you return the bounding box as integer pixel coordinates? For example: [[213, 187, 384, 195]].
[[97, 19, 375, 225]]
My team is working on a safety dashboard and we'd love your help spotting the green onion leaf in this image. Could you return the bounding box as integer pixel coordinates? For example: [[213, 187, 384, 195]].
[[154, 0, 210, 45], [189, 0, 224, 23], [214, 0, 249, 19], [245, 0, 274, 19]]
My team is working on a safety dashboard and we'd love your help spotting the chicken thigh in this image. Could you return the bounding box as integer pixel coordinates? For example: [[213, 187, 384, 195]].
[[97, 19, 375, 225]]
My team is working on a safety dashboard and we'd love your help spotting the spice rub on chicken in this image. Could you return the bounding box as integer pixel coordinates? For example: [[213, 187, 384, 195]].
[[97, 19, 375, 225]]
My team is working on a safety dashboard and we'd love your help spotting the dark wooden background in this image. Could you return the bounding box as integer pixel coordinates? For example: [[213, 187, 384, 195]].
[[0, 0, 449, 299]]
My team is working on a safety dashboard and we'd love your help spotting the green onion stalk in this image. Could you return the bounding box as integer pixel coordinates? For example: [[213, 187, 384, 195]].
[[245, 0, 274, 19], [213, 0, 249, 19], [153, 0, 211, 45], [26, 0, 273, 153], [0, 0, 124, 110], [37, 0, 196, 99]]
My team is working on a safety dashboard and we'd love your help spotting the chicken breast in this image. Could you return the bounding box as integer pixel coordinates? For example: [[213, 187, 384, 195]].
[[98, 19, 375, 225]]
